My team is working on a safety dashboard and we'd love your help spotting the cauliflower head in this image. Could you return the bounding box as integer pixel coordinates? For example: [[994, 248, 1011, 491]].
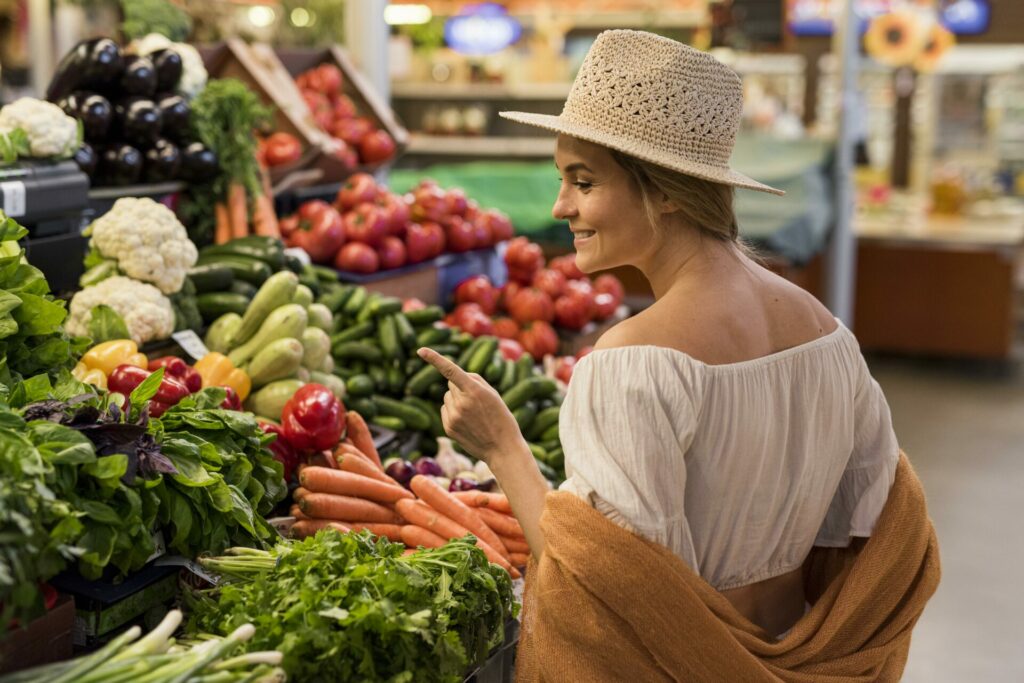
[[133, 34, 208, 100], [90, 197, 198, 294], [0, 98, 80, 158], [68, 276, 175, 345]]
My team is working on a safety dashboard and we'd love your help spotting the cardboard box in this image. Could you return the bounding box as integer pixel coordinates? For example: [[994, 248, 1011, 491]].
[[0, 594, 75, 675]]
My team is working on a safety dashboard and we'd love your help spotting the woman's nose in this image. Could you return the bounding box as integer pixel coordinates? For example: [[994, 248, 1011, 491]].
[[552, 186, 577, 220]]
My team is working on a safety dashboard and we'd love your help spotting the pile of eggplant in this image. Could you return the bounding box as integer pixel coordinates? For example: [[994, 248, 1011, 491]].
[[47, 38, 218, 187]]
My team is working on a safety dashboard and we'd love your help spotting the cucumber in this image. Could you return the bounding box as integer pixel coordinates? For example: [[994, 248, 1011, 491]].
[[200, 238, 285, 270], [540, 423, 560, 442], [333, 342, 383, 363], [368, 365, 388, 391], [501, 376, 557, 411], [512, 402, 538, 433], [467, 338, 498, 375], [387, 364, 405, 394], [393, 313, 417, 350], [332, 365, 359, 380], [245, 379, 304, 421], [536, 460, 559, 482], [331, 321, 375, 346], [372, 415, 406, 432], [204, 312, 242, 354], [346, 374, 375, 397], [231, 271, 299, 347], [311, 264, 339, 283], [292, 284, 315, 309], [378, 315, 402, 361], [347, 397, 378, 420], [457, 336, 486, 369], [515, 355, 534, 384], [416, 326, 451, 346], [350, 360, 367, 374], [319, 284, 355, 314], [228, 304, 308, 367], [427, 382, 448, 402], [527, 406, 561, 441], [246, 337, 304, 387], [195, 254, 272, 286], [228, 280, 257, 299], [369, 296, 403, 318], [298, 272, 321, 298], [540, 439, 562, 454], [546, 446, 564, 469], [453, 331, 475, 349], [428, 343, 461, 356], [484, 354, 504, 384], [406, 397, 444, 438], [405, 356, 426, 377], [284, 253, 304, 273], [373, 396, 431, 431], [406, 363, 443, 396], [310, 371, 346, 400], [404, 306, 444, 326], [342, 287, 368, 316], [498, 357, 518, 392], [356, 293, 381, 323], [188, 264, 234, 293], [527, 442, 547, 462], [196, 292, 249, 321]]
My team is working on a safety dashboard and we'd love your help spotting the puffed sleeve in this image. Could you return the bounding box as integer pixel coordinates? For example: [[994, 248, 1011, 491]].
[[557, 347, 703, 568], [815, 353, 899, 547]]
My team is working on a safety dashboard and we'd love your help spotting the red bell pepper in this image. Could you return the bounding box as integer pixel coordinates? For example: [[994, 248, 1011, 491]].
[[148, 356, 202, 393], [285, 200, 345, 264], [108, 365, 192, 409], [260, 421, 301, 483], [220, 386, 242, 411], [280, 383, 345, 452]]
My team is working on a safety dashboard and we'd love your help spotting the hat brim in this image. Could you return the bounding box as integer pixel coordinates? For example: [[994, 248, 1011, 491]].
[[499, 111, 785, 196]]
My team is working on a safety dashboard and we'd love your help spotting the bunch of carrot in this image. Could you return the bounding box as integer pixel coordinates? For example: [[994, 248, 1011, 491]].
[[289, 411, 529, 577], [213, 169, 280, 244]]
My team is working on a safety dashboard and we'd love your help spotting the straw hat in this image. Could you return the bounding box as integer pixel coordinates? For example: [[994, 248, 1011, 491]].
[[500, 30, 784, 195]]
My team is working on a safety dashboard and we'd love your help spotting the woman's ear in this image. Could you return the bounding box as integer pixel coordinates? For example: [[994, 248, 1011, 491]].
[[655, 190, 679, 216]]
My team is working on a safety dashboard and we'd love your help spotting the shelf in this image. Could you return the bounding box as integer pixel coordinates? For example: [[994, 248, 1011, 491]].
[[88, 181, 186, 200], [392, 82, 571, 101], [513, 10, 706, 29], [406, 134, 555, 157]]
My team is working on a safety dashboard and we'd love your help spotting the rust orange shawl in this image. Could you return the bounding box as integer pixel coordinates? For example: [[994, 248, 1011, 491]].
[[516, 453, 940, 682]]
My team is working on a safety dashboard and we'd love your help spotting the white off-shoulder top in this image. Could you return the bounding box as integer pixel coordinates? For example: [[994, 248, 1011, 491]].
[[558, 320, 899, 591]]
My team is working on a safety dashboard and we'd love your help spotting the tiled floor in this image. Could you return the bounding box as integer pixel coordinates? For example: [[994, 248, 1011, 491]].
[[868, 354, 1024, 681]]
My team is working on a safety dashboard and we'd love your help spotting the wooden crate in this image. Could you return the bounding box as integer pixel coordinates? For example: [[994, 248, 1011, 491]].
[[0, 595, 75, 675]]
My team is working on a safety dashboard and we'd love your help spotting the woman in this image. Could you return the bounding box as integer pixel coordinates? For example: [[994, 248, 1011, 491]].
[[419, 30, 938, 681]]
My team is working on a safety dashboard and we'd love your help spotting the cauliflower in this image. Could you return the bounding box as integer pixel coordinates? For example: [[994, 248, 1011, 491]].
[[89, 197, 198, 294], [0, 98, 79, 158], [68, 276, 175, 345], [133, 33, 208, 100]]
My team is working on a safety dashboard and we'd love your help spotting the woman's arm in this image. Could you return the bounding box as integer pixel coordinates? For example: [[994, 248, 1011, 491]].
[[418, 348, 549, 557]]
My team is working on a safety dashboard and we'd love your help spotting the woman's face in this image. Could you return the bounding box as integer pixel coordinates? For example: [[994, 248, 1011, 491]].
[[552, 135, 654, 274]]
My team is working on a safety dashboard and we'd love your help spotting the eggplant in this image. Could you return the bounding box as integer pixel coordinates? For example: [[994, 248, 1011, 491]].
[[152, 49, 184, 92], [156, 93, 190, 140], [46, 39, 93, 101], [78, 93, 113, 141], [116, 98, 163, 148], [180, 142, 219, 182], [120, 56, 157, 97], [73, 142, 98, 177], [57, 91, 87, 118], [143, 139, 182, 183], [81, 39, 123, 89], [99, 145, 143, 186]]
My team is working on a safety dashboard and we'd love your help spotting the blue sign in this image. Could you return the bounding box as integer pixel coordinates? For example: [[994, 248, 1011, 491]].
[[941, 0, 990, 35], [787, 0, 990, 37], [444, 3, 523, 56]]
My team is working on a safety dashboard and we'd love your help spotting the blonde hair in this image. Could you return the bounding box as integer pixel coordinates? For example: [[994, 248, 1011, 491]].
[[609, 148, 759, 259]]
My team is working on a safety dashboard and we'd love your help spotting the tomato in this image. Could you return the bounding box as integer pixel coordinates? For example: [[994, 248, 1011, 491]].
[[377, 235, 408, 270], [492, 317, 520, 340], [335, 172, 378, 211], [410, 182, 447, 223], [303, 91, 333, 130], [403, 298, 427, 313], [344, 202, 388, 247], [554, 291, 594, 331], [518, 321, 559, 361], [334, 242, 379, 273], [286, 200, 345, 264], [505, 237, 544, 275], [421, 221, 446, 258], [331, 93, 357, 120], [576, 345, 594, 360], [553, 356, 577, 384], [564, 279, 597, 317], [445, 216, 477, 253], [317, 63, 344, 94], [359, 130, 396, 164], [279, 214, 299, 237], [498, 337, 525, 360], [593, 292, 618, 321], [405, 222, 434, 264], [454, 275, 498, 315], [594, 273, 625, 305], [453, 303, 494, 337], [332, 116, 373, 147], [509, 287, 555, 325], [376, 193, 410, 236], [263, 132, 302, 167], [532, 268, 567, 299], [550, 253, 587, 280], [331, 140, 359, 170], [445, 188, 469, 217], [499, 281, 522, 311], [472, 218, 492, 249], [479, 209, 514, 243]]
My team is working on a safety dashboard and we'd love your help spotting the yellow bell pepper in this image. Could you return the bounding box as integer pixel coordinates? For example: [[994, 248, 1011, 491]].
[[81, 340, 148, 376], [194, 352, 252, 401], [72, 362, 109, 389]]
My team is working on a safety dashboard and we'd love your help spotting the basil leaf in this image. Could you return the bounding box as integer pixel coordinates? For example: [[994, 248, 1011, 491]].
[[130, 366, 164, 407], [87, 304, 131, 344]]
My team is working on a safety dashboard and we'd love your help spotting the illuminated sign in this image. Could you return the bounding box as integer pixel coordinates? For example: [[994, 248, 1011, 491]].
[[444, 3, 523, 56], [787, 0, 989, 36]]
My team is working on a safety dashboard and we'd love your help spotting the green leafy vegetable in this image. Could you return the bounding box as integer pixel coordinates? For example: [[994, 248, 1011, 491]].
[[0, 128, 29, 166], [87, 304, 131, 344], [119, 0, 193, 42]]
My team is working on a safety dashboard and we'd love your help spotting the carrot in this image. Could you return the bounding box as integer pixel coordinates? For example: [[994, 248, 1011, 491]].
[[307, 451, 338, 469], [335, 445, 399, 485], [475, 507, 524, 538], [252, 193, 280, 237], [509, 552, 530, 568], [400, 524, 447, 549], [299, 492, 400, 524], [289, 504, 309, 520], [402, 548, 418, 556], [214, 202, 231, 245], [299, 467, 413, 504], [336, 522, 405, 542], [291, 519, 350, 538], [228, 182, 249, 239], [396, 499, 516, 575], [293, 486, 311, 500], [346, 412, 381, 469], [411, 476, 510, 559], [452, 491, 512, 514], [498, 535, 530, 555], [327, 522, 352, 534]]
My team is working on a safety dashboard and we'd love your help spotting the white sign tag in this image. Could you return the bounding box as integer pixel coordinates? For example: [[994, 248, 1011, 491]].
[[284, 246, 312, 267], [172, 329, 209, 361], [0, 181, 26, 217]]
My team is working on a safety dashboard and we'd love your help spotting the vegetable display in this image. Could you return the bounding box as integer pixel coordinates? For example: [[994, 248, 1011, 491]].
[[67, 276, 176, 345], [0, 98, 80, 160], [188, 529, 517, 683]]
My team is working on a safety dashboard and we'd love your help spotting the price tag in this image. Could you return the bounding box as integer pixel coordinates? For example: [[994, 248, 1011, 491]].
[[172, 329, 210, 361], [284, 246, 312, 267], [0, 181, 26, 217]]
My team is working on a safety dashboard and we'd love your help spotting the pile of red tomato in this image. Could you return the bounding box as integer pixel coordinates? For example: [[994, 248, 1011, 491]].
[[279, 173, 515, 275]]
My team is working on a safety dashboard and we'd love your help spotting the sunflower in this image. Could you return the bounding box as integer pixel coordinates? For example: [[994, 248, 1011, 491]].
[[864, 9, 930, 68], [914, 22, 955, 72]]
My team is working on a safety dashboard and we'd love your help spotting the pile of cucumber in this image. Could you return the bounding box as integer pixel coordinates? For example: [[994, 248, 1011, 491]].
[[188, 236, 339, 325], [203, 270, 345, 419], [321, 284, 566, 483]]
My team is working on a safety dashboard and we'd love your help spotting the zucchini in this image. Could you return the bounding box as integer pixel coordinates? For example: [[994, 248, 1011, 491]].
[[372, 415, 406, 432], [195, 253, 273, 286], [292, 284, 315, 309], [404, 306, 444, 326], [346, 374, 375, 397], [373, 396, 431, 431], [310, 371, 347, 400], [347, 397, 378, 420], [331, 321, 375, 346], [196, 292, 249, 321], [416, 326, 451, 346], [200, 240, 285, 270], [393, 313, 417, 351], [204, 313, 242, 354], [333, 342, 383, 363], [229, 280, 258, 299], [188, 264, 234, 293], [232, 271, 300, 347], [406, 363, 443, 396], [245, 379, 304, 421], [247, 337, 304, 387], [228, 304, 309, 367]]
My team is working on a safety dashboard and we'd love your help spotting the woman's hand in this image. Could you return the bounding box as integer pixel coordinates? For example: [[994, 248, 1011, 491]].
[[416, 347, 522, 463]]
